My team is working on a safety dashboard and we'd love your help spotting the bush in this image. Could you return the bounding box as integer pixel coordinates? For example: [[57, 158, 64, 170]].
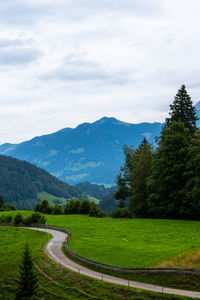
[[34, 199, 52, 214], [79, 200, 91, 215], [52, 204, 63, 215], [89, 202, 106, 217], [64, 199, 81, 214], [0, 215, 13, 224], [14, 213, 24, 224], [24, 213, 46, 225], [110, 207, 131, 218], [6, 203, 16, 211]]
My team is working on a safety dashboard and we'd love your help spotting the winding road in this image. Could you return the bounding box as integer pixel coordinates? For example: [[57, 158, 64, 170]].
[[24, 227, 200, 299]]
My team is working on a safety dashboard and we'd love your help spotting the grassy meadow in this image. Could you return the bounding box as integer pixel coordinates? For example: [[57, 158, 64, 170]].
[[1, 211, 200, 268], [0, 225, 187, 300]]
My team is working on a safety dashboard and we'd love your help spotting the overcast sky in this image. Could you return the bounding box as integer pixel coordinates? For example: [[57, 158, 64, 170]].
[[1, 0, 200, 144]]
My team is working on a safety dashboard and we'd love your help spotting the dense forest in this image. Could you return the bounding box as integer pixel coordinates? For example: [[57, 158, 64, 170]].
[[114, 85, 200, 220], [0, 155, 86, 209]]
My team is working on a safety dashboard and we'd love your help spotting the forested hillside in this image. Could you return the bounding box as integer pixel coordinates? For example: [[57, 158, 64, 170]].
[[75, 182, 115, 200], [0, 155, 86, 209]]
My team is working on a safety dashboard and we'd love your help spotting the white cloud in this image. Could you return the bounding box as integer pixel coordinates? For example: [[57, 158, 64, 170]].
[[1, 0, 200, 144]]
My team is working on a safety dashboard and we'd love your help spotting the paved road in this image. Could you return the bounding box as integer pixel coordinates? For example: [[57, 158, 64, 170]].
[[24, 227, 200, 299]]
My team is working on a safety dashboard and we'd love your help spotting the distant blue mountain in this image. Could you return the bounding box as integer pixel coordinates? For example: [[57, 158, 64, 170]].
[[1, 100, 200, 185], [0, 117, 162, 185]]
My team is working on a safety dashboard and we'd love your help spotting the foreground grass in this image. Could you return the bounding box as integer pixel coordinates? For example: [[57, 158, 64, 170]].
[[0, 226, 189, 300]]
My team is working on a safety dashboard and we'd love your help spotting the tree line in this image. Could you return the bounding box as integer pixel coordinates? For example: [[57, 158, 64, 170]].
[[35, 198, 105, 217], [114, 85, 200, 220]]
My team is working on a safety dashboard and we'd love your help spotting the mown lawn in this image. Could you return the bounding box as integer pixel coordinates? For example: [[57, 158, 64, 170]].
[[1, 211, 200, 269]]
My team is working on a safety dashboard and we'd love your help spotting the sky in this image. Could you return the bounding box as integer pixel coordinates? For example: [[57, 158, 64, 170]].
[[1, 0, 200, 144]]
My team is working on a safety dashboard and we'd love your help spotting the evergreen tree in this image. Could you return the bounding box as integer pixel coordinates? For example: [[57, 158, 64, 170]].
[[79, 200, 91, 215], [114, 144, 137, 207], [35, 199, 52, 214], [114, 173, 130, 208], [147, 121, 190, 219], [114, 138, 153, 217], [14, 213, 24, 225], [16, 243, 38, 300], [129, 138, 153, 217], [0, 196, 4, 208], [53, 204, 63, 215], [165, 85, 198, 135], [184, 129, 200, 219]]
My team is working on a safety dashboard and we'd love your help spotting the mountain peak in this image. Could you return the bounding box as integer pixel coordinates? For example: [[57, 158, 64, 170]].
[[94, 117, 131, 127], [94, 117, 117, 124]]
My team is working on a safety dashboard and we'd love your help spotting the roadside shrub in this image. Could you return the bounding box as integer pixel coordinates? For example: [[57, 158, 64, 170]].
[[14, 213, 24, 224], [24, 213, 46, 225], [110, 207, 131, 218], [0, 215, 13, 224]]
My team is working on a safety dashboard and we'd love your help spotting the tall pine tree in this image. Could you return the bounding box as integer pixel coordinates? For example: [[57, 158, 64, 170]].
[[165, 84, 198, 135], [147, 121, 190, 219], [184, 129, 200, 219]]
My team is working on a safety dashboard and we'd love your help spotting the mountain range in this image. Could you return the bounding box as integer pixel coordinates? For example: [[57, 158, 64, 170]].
[[1, 102, 199, 185], [0, 118, 162, 185]]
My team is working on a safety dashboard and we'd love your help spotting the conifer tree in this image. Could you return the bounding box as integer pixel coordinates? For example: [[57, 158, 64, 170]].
[[114, 144, 137, 208], [114, 173, 130, 207], [129, 138, 153, 217], [165, 84, 198, 135], [0, 196, 4, 208], [184, 129, 200, 219], [16, 243, 38, 300], [114, 138, 153, 217], [147, 121, 190, 219]]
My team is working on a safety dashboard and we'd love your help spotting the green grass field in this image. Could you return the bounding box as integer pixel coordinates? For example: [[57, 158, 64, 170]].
[[1, 211, 200, 269], [1, 225, 186, 300]]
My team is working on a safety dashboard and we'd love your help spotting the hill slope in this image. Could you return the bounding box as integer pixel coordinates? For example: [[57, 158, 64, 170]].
[[75, 181, 115, 200], [0, 155, 86, 209], [0, 117, 162, 185]]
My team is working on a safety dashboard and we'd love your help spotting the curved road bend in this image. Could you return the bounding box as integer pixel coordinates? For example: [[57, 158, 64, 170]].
[[23, 227, 200, 299]]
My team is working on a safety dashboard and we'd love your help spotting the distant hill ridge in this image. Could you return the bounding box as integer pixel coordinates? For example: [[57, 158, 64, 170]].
[[1, 102, 200, 185], [0, 154, 86, 209]]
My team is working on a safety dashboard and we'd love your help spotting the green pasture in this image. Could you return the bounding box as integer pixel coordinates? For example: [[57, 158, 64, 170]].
[[1, 211, 200, 268], [0, 225, 185, 300], [37, 191, 67, 206]]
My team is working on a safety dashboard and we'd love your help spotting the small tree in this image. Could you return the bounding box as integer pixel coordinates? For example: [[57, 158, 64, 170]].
[[35, 199, 52, 214], [79, 200, 91, 215], [53, 204, 63, 215], [16, 243, 38, 300]]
